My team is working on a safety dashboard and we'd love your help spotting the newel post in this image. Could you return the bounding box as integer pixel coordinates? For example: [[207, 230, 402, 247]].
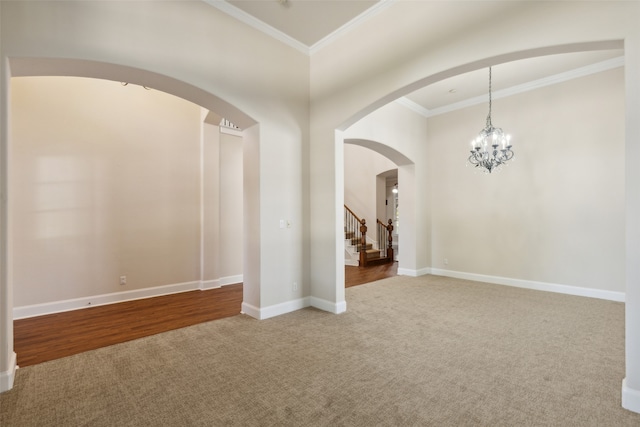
[[359, 219, 367, 267], [386, 219, 394, 261]]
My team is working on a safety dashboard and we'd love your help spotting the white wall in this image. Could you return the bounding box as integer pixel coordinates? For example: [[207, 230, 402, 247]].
[[11, 76, 245, 308], [428, 68, 625, 292]]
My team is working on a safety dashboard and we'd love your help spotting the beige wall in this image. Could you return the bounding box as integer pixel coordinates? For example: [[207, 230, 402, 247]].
[[219, 131, 243, 279], [202, 125, 243, 285], [11, 76, 243, 307], [428, 68, 625, 291], [202, 123, 220, 282]]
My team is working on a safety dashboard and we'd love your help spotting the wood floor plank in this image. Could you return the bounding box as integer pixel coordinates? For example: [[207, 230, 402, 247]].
[[345, 261, 398, 288], [14, 263, 397, 367], [14, 284, 243, 367]]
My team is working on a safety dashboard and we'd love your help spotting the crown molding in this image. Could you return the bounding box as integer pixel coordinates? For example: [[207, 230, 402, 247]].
[[423, 56, 625, 118], [204, 0, 396, 56], [203, 0, 310, 55], [394, 97, 431, 117], [309, 0, 396, 55]]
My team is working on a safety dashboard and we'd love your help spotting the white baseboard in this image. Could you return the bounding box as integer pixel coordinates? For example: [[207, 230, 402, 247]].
[[241, 297, 310, 320], [345, 259, 359, 267], [14, 281, 202, 319], [14, 275, 245, 319], [240, 302, 260, 319], [200, 279, 221, 290], [240, 295, 347, 320], [429, 268, 625, 302], [0, 352, 17, 393], [310, 296, 347, 314], [200, 275, 243, 290], [219, 275, 243, 286], [622, 378, 640, 414], [397, 267, 431, 277]]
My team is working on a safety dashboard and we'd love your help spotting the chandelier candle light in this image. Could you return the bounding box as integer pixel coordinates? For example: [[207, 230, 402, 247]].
[[468, 67, 513, 173]]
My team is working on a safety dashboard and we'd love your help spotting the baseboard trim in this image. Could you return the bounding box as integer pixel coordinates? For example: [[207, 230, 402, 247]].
[[0, 352, 17, 393], [240, 302, 260, 319], [241, 297, 310, 320], [200, 279, 221, 290], [345, 259, 359, 267], [200, 275, 243, 290], [240, 296, 347, 320], [429, 268, 625, 302], [622, 378, 640, 414], [397, 267, 431, 277], [14, 275, 244, 320], [310, 296, 347, 314], [219, 275, 243, 286]]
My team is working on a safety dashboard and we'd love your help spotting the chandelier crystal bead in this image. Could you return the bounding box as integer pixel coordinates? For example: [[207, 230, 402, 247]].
[[468, 67, 513, 173]]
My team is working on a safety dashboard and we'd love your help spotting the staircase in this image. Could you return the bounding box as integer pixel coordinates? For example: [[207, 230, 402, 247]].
[[344, 205, 394, 267], [344, 228, 378, 266]]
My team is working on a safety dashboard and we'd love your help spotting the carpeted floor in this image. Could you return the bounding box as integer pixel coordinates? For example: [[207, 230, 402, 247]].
[[2, 274, 640, 426]]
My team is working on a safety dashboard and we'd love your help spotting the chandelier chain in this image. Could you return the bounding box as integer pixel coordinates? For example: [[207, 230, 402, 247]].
[[486, 67, 492, 128]]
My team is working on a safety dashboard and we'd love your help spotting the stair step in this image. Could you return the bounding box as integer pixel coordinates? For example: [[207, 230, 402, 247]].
[[356, 243, 373, 251], [366, 249, 381, 259]]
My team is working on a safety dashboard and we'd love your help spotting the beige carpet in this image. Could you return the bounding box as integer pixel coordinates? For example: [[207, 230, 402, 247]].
[[2, 274, 640, 426]]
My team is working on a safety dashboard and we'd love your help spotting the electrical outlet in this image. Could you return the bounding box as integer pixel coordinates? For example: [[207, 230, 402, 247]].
[[120, 275, 127, 286], [293, 282, 298, 292], [444, 258, 449, 266]]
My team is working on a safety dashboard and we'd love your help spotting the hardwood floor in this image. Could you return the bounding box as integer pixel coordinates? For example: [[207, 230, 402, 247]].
[[14, 284, 243, 367], [345, 261, 398, 288], [14, 263, 397, 367]]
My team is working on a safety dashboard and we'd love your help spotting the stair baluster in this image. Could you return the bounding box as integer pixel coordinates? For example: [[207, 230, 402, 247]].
[[359, 219, 367, 267]]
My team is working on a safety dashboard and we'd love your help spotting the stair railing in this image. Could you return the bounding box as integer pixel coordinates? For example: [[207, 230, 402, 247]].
[[377, 219, 394, 261], [344, 204, 362, 250], [344, 205, 370, 266]]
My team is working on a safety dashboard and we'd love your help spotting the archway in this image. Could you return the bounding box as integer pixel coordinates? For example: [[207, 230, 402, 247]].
[[343, 138, 415, 275], [331, 40, 636, 412], [0, 58, 259, 391], [335, 41, 626, 278]]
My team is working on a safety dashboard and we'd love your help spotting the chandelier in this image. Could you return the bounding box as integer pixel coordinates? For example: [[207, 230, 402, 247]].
[[468, 67, 513, 173]]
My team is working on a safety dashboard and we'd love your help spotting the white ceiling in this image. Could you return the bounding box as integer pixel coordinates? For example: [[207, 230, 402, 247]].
[[227, 0, 379, 47], [209, 1, 624, 114]]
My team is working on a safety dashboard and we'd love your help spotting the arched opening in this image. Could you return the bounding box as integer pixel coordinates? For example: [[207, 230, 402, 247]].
[[343, 138, 414, 278], [336, 42, 626, 285], [332, 40, 632, 411], [1, 58, 259, 387]]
